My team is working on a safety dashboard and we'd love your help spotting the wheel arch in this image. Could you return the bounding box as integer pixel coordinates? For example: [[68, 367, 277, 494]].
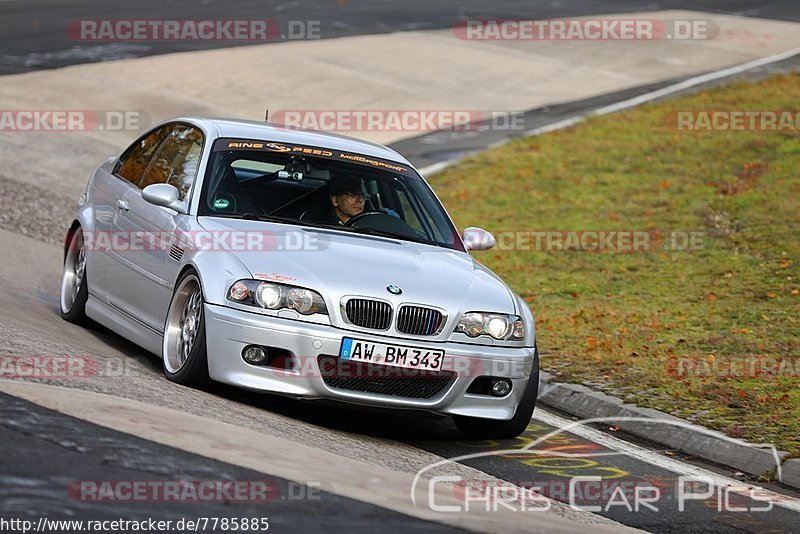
[[64, 220, 82, 260], [174, 264, 203, 297], [177, 249, 253, 307]]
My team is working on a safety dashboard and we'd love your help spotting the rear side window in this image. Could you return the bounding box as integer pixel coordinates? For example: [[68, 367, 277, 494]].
[[116, 125, 172, 186]]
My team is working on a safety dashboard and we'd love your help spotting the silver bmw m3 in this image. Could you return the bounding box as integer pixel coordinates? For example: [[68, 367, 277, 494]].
[[60, 117, 538, 438]]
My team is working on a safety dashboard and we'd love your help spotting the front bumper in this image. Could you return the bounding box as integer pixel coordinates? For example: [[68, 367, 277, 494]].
[[204, 303, 537, 420]]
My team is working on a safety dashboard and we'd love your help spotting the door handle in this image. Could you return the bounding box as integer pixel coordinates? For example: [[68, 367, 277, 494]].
[[116, 199, 130, 211]]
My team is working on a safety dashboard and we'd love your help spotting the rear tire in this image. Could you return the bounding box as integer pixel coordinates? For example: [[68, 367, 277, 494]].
[[60, 228, 89, 325], [162, 270, 210, 388], [454, 347, 539, 439]]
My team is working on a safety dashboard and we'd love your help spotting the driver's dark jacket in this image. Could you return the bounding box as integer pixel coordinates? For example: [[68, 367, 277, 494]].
[[323, 209, 346, 226]]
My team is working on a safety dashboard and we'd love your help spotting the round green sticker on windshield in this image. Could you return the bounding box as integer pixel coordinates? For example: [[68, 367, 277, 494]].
[[214, 198, 230, 209]]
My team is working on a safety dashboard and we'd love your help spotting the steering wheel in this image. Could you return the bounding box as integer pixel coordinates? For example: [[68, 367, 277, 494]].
[[344, 211, 385, 227]]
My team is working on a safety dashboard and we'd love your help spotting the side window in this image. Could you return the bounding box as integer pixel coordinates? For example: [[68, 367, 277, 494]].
[[393, 181, 448, 242], [139, 125, 204, 201], [116, 125, 172, 186], [396, 189, 424, 232]]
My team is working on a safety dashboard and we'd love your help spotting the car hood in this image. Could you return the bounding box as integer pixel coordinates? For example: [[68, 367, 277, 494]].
[[197, 217, 517, 315]]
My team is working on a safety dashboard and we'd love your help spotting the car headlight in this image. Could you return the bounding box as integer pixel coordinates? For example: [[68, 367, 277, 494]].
[[227, 280, 327, 316], [256, 283, 283, 309], [455, 312, 525, 341]]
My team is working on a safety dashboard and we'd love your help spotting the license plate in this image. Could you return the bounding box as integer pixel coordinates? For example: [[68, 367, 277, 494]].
[[339, 338, 445, 371]]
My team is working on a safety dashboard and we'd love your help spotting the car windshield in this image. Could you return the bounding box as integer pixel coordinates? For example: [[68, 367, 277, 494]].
[[198, 138, 464, 251]]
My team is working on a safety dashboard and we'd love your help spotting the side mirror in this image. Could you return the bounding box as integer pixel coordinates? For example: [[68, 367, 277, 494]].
[[462, 227, 496, 251], [142, 183, 181, 210]]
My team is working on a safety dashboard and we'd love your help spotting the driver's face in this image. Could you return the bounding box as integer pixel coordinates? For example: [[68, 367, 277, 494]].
[[331, 191, 365, 223]]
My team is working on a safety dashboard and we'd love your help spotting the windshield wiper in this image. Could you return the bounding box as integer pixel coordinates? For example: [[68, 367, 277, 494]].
[[351, 227, 442, 247], [240, 213, 296, 223], [211, 212, 359, 232], [206, 212, 323, 228], [241, 213, 339, 230], [206, 213, 441, 245]]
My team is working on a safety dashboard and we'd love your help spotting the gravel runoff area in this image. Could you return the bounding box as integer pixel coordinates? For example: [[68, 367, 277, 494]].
[[0, 173, 76, 245]]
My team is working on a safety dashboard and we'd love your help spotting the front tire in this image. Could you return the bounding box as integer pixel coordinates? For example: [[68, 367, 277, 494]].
[[60, 228, 89, 325], [162, 270, 210, 387], [454, 347, 539, 439]]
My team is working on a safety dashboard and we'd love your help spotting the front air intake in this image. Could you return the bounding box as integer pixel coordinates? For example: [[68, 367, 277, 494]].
[[343, 298, 392, 330]]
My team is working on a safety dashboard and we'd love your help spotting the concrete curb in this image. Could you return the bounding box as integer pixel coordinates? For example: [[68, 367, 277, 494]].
[[782, 459, 800, 490], [536, 371, 799, 491]]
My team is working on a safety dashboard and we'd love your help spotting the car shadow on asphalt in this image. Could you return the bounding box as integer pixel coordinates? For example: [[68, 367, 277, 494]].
[[72, 316, 465, 443], [216, 381, 465, 442]]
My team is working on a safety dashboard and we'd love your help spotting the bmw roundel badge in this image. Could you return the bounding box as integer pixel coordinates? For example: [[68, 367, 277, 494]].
[[386, 284, 402, 295]]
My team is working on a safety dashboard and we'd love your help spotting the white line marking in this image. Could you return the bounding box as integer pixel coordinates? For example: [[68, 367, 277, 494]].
[[533, 408, 800, 514], [591, 47, 800, 116], [417, 160, 453, 176], [522, 116, 585, 136], [417, 47, 800, 178]]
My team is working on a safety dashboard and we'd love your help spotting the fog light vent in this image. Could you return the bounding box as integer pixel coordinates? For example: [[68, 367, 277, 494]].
[[490, 378, 512, 397], [242, 345, 267, 365], [466, 376, 513, 397]]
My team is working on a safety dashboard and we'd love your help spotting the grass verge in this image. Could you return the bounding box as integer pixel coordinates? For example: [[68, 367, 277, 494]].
[[431, 74, 800, 456]]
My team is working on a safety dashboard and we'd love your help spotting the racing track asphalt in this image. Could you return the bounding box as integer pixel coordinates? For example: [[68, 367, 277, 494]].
[[2, 2, 800, 532], [212, 382, 800, 532], [1, 0, 800, 75], [0, 222, 799, 532], [0, 392, 466, 533], [3, 51, 800, 534]]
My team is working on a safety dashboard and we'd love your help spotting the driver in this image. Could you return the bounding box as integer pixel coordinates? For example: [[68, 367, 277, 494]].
[[325, 176, 365, 225]]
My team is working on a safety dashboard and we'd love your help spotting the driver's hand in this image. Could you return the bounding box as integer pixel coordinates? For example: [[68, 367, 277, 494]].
[[377, 207, 400, 218]]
